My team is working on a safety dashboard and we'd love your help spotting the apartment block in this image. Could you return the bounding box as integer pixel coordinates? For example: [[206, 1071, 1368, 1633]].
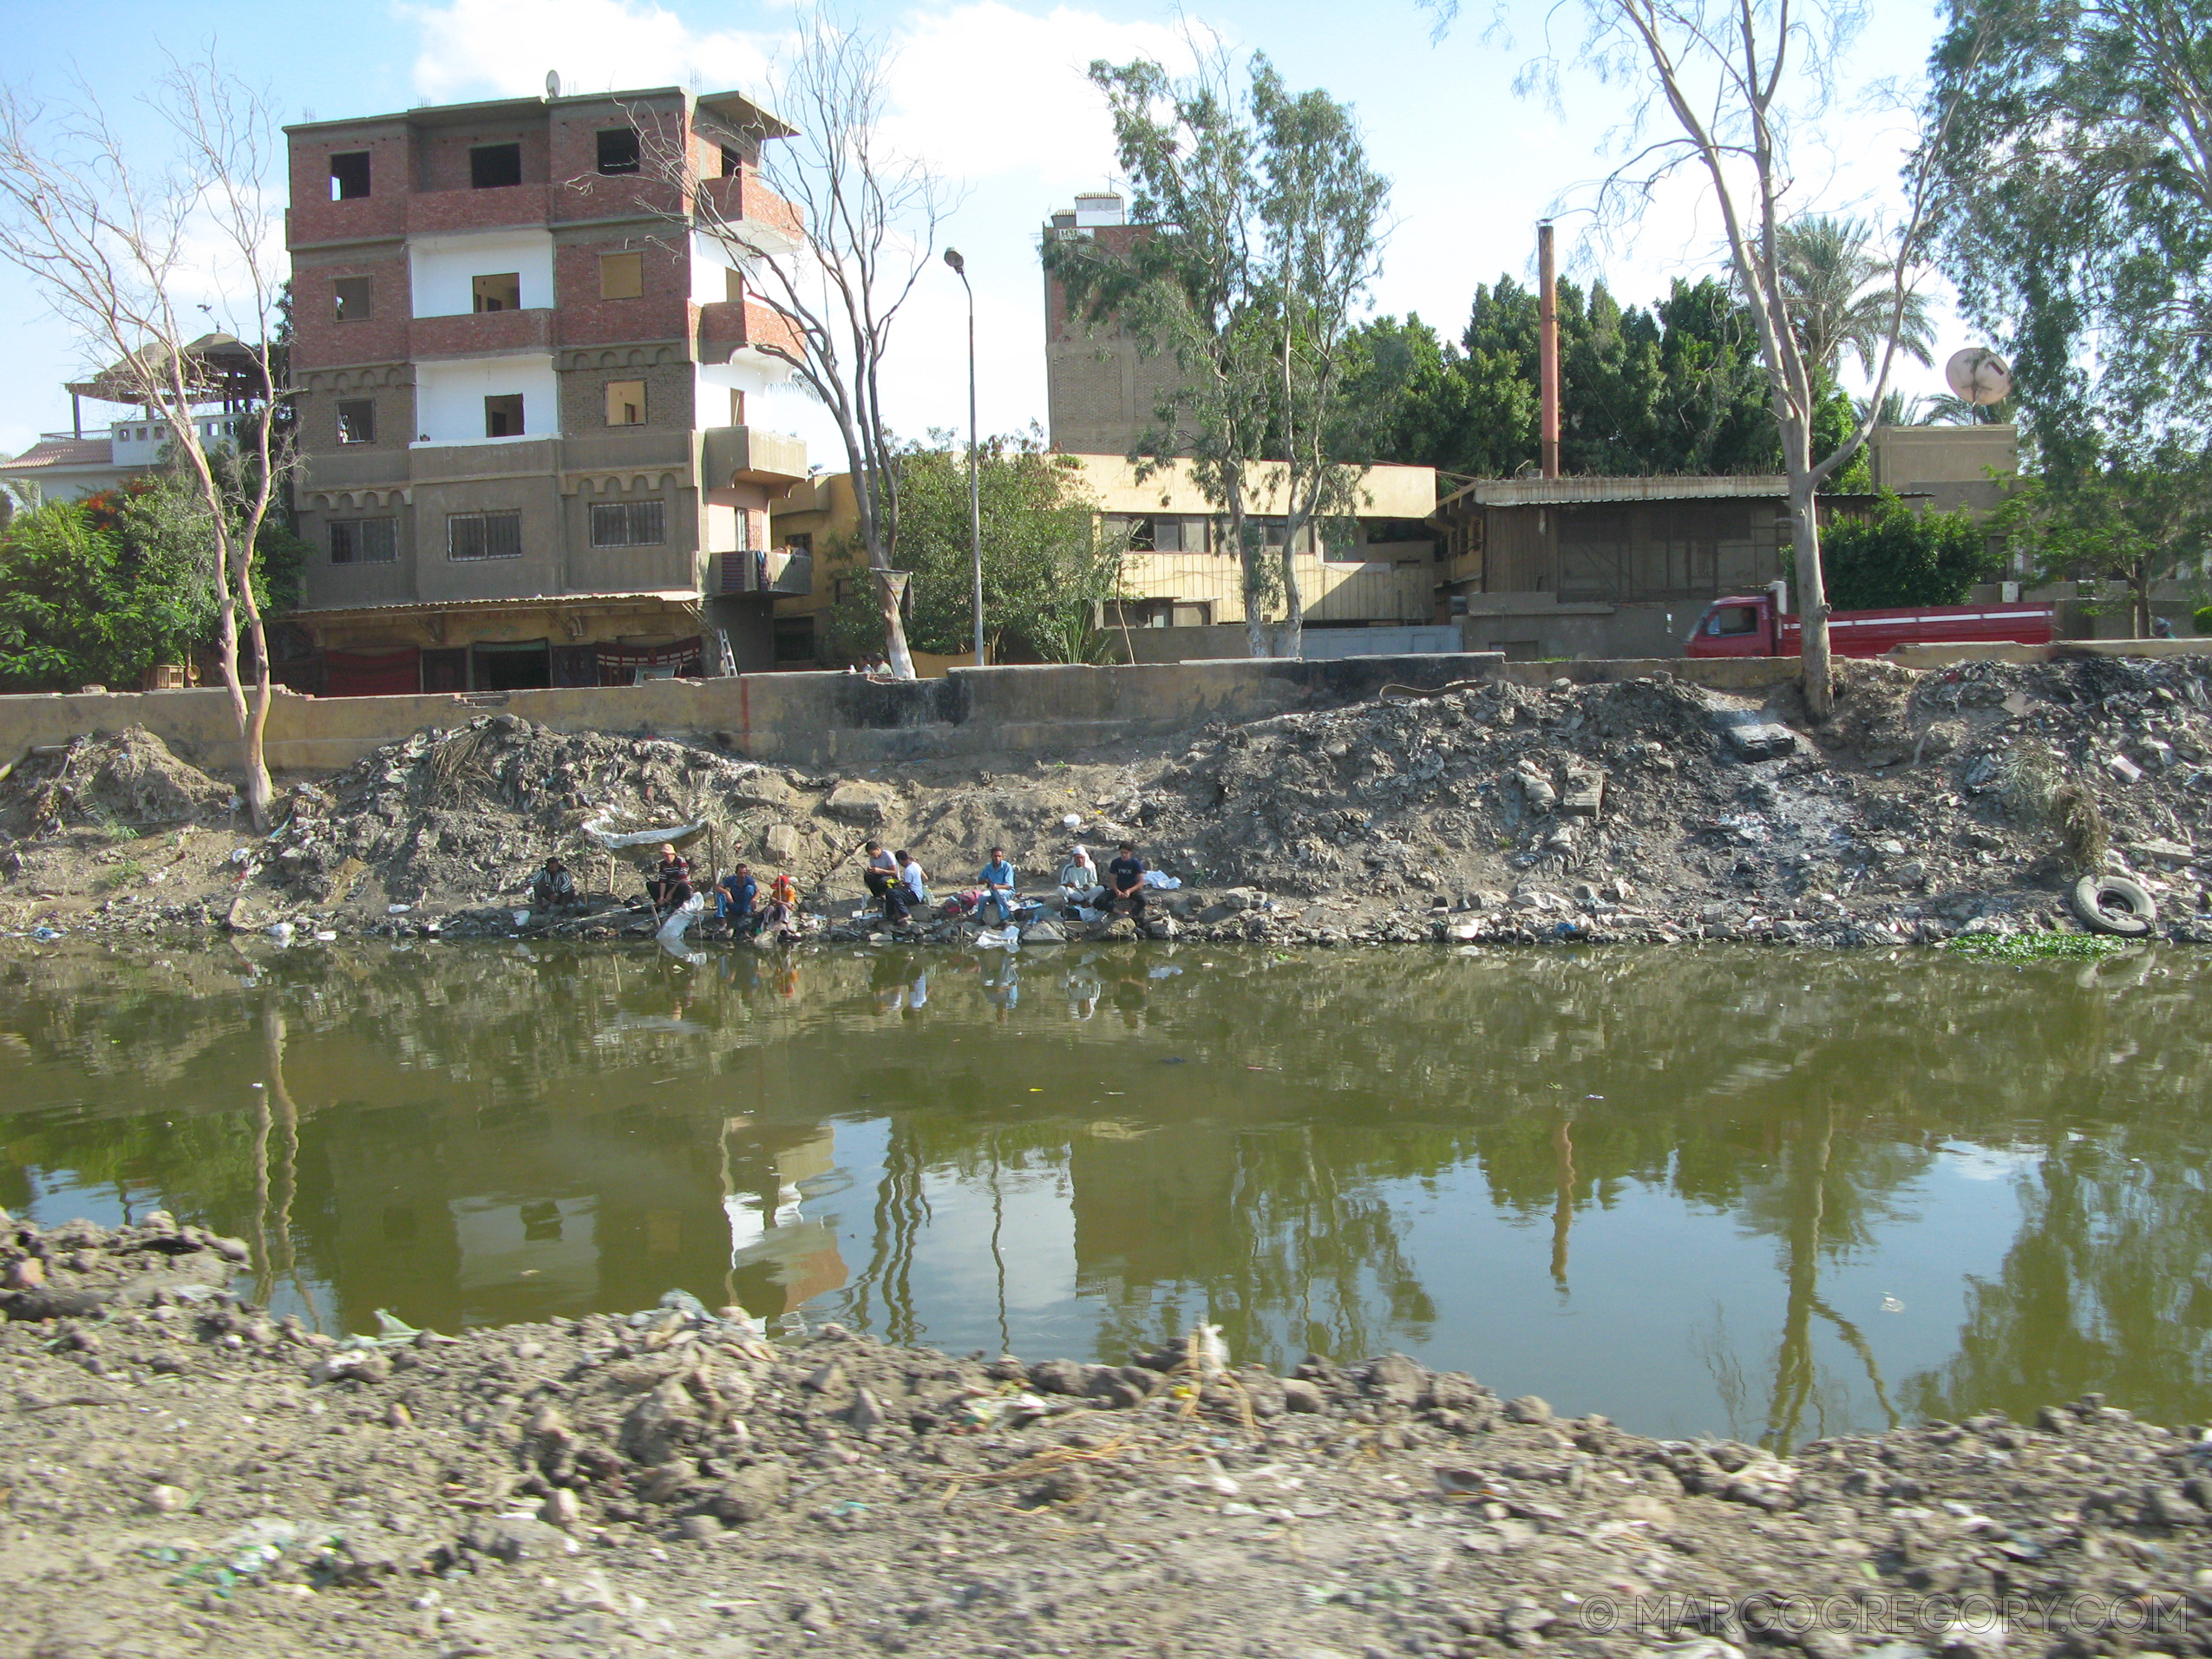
[[1042, 194, 1189, 459], [285, 85, 814, 696]]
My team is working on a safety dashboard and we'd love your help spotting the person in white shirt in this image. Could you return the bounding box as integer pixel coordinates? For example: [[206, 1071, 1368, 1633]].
[[897, 849, 929, 909], [1057, 845, 1102, 905]]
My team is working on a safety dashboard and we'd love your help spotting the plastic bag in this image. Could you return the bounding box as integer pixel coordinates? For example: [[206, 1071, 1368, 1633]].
[[656, 892, 706, 945]]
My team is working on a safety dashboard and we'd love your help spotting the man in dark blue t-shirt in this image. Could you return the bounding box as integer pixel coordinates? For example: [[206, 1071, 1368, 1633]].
[[1103, 840, 1147, 921]]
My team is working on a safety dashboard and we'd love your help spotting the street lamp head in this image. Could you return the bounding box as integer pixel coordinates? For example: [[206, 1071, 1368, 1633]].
[[942, 246, 965, 276]]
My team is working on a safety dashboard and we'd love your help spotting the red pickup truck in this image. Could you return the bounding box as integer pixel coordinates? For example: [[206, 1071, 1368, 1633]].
[[1685, 587, 2055, 658]]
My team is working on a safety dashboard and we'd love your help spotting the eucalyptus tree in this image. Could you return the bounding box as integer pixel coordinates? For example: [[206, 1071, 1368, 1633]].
[[1047, 49, 1389, 658]]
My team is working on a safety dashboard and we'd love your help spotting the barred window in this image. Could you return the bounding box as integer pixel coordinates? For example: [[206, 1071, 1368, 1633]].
[[330, 519, 397, 565], [589, 500, 666, 548], [448, 509, 522, 560]]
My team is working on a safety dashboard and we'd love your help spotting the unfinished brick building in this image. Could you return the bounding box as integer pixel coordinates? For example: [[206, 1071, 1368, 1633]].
[[285, 85, 814, 695]]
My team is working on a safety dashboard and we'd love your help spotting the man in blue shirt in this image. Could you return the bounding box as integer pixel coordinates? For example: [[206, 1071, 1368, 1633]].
[[978, 846, 1017, 925], [717, 863, 759, 936]]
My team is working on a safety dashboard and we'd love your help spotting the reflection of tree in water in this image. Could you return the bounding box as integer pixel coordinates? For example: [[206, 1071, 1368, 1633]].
[[4, 943, 2212, 1434], [1081, 1123, 1450, 1374], [1908, 1124, 2212, 1427]]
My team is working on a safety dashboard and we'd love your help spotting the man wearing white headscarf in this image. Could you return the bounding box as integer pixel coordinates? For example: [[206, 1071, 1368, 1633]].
[[1057, 845, 1102, 906]]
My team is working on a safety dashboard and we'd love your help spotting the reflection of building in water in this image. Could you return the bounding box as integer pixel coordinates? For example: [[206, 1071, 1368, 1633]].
[[722, 1119, 847, 1316]]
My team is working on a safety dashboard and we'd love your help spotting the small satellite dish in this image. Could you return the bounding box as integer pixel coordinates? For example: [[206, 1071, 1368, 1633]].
[[1945, 347, 2012, 407], [545, 70, 562, 100]]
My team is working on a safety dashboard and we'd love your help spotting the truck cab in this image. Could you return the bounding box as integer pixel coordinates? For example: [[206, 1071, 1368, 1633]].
[[1685, 591, 1780, 656]]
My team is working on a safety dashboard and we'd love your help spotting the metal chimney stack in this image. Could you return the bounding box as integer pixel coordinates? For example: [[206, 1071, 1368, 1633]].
[[1539, 220, 1560, 480]]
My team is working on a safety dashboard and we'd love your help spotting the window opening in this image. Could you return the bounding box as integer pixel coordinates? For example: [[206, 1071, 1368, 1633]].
[[596, 128, 640, 174], [471, 272, 521, 313], [469, 142, 522, 189], [448, 510, 522, 559], [333, 275, 373, 322], [483, 395, 525, 438], [329, 152, 371, 200], [330, 519, 396, 564], [598, 251, 643, 301], [589, 500, 666, 547], [336, 400, 376, 445], [604, 380, 645, 427]]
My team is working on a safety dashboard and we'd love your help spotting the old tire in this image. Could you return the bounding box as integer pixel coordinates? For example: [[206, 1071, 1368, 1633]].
[[2071, 873, 2157, 937]]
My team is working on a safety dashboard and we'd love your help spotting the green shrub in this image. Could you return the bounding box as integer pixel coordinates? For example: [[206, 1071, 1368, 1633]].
[[1812, 490, 2004, 609]]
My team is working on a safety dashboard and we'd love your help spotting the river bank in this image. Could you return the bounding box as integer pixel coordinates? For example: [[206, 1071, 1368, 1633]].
[[4, 1216, 2209, 1659], [4, 652, 2211, 951]]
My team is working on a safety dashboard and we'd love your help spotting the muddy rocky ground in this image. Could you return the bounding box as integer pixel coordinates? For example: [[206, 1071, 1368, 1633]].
[[4, 653, 2212, 950], [8, 1218, 2212, 1659]]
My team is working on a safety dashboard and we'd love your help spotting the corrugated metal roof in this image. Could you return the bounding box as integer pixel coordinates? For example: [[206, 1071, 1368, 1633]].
[[1437, 474, 1791, 510], [294, 591, 700, 620]]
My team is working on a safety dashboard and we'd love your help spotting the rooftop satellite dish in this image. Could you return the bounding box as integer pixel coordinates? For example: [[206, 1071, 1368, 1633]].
[[545, 70, 562, 100], [1945, 347, 2012, 407]]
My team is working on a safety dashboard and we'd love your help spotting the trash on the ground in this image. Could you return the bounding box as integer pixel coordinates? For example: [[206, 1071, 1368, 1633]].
[[656, 892, 706, 945], [1142, 871, 1181, 889], [579, 817, 707, 851]]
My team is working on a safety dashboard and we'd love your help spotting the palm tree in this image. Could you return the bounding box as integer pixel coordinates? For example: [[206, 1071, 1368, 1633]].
[[1920, 390, 2017, 427], [1777, 216, 1935, 385], [1853, 389, 1930, 429]]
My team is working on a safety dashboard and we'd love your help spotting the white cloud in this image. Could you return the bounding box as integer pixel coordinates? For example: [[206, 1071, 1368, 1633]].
[[403, 0, 776, 102], [879, 2, 1198, 186]]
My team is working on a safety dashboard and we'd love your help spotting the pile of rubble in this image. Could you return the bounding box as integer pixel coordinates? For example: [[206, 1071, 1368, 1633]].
[[9, 653, 2212, 950], [10, 1216, 2212, 1658]]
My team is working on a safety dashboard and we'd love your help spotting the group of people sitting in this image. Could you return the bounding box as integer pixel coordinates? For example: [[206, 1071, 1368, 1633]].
[[523, 842, 801, 940], [525, 833, 1159, 942], [850, 837, 1152, 931]]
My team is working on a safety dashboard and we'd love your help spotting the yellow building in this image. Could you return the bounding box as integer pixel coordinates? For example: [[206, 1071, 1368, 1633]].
[[769, 454, 1441, 667]]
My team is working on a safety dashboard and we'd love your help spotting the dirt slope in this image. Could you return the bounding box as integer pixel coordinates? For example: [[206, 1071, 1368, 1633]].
[[3, 653, 2209, 949]]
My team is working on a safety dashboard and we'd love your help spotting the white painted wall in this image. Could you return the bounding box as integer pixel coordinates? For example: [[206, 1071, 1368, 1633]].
[[688, 231, 763, 305], [412, 355, 560, 445], [694, 359, 788, 420], [409, 229, 555, 318]]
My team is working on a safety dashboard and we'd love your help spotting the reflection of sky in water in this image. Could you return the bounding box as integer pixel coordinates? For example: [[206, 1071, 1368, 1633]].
[[6, 944, 2211, 1445]]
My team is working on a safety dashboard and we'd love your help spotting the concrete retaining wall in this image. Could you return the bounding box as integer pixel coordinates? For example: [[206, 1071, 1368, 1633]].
[[0, 654, 1505, 778], [10, 644, 2184, 784]]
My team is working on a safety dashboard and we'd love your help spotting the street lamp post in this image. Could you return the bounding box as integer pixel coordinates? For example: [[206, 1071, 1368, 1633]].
[[943, 246, 984, 668]]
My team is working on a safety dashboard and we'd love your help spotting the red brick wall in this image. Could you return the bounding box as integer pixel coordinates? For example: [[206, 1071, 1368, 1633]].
[[547, 96, 687, 225], [291, 252, 411, 369], [552, 238, 690, 346], [288, 126, 409, 247], [417, 121, 550, 193]]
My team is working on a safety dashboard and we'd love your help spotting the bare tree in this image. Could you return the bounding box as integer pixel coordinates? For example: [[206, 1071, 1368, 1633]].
[[647, 16, 944, 679], [1456, 0, 1981, 715], [0, 52, 289, 824]]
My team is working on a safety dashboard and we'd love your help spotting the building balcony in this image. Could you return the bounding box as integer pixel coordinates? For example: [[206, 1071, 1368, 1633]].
[[410, 308, 555, 357], [712, 547, 813, 597], [701, 424, 807, 487], [697, 166, 802, 248], [403, 183, 556, 238], [697, 297, 802, 366], [563, 426, 694, 472], [407, 436, 560, 479], [298, 445, 413, 496]]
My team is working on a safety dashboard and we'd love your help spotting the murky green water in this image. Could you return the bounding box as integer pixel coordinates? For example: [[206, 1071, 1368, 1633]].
[[3, 939, 2208, 1447]]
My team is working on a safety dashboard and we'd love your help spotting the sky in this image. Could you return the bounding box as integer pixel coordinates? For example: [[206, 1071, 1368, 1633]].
[[0, 0, 1967, 467]]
